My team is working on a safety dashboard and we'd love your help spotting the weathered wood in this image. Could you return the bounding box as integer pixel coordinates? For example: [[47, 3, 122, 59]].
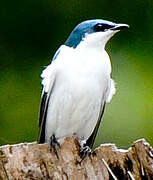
[[0, 137, 153, 179]]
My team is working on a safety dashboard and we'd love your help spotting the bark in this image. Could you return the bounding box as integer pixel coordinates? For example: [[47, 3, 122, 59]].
[[0, 137, 153, 180]]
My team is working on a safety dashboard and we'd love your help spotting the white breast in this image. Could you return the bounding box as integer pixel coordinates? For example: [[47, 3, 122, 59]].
[[44, 45, 115, 143]]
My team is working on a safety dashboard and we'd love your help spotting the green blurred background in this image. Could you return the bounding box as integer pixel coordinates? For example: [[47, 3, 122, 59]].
[[0, 0, 152, 148]]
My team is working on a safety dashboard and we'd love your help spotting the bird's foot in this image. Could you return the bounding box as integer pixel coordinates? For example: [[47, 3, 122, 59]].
[[50, 134, 60, 158], [79, 144, 91, 160]]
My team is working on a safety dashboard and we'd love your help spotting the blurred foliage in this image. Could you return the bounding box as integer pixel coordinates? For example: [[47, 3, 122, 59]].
[[0, 0, 152, 147]]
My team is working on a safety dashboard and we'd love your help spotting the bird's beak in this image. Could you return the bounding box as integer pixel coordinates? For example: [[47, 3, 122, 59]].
[[111, 23, 129, 30]]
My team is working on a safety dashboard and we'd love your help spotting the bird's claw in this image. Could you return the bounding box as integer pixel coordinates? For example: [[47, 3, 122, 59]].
[[79, 145, 91, 160], [50, 134, 60, 158]]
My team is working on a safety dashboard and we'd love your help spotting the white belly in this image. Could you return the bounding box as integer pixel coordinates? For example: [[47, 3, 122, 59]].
[[45, 49, 111, 143], [45, 79, 106, 143]]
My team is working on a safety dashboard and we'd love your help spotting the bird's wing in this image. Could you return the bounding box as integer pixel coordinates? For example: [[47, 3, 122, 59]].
[[37, 45, 74, 143], [37, 46, 64, 143], [37, 64, 56, 143], [86, 102, 106, 149], [86, 78, 115, 148]]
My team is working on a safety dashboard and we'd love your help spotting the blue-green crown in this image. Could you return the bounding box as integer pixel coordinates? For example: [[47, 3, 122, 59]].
[[65, 19, 116, 48]]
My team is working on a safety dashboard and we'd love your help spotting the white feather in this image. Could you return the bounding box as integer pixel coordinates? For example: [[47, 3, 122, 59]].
[[106, 79, 116, 103]]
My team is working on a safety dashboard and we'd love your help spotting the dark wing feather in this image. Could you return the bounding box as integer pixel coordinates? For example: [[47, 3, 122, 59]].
[[86, 102, 106, 148], [37, 77, 56, 143], [38, 92, 48, 127], [37, 91, 49, 143]]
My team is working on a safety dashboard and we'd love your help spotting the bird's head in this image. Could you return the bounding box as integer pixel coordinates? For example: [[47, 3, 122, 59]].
[[65, 19, 129, 49]]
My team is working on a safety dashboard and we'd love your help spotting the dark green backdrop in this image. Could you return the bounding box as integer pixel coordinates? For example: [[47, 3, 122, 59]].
[[0, 0, 152, 147]]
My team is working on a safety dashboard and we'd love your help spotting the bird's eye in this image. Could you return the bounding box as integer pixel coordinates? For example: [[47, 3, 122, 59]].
[[94, 23, 114, 32]]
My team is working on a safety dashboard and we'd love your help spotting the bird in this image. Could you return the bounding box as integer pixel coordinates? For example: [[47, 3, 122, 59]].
[[37, 19, 129, 157]]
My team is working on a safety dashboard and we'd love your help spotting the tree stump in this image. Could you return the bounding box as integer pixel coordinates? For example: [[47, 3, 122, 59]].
[[0, 137, 153, 179]]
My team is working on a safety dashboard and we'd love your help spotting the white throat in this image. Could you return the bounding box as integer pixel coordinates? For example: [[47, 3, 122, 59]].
[[76, 30, 119, 51]]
